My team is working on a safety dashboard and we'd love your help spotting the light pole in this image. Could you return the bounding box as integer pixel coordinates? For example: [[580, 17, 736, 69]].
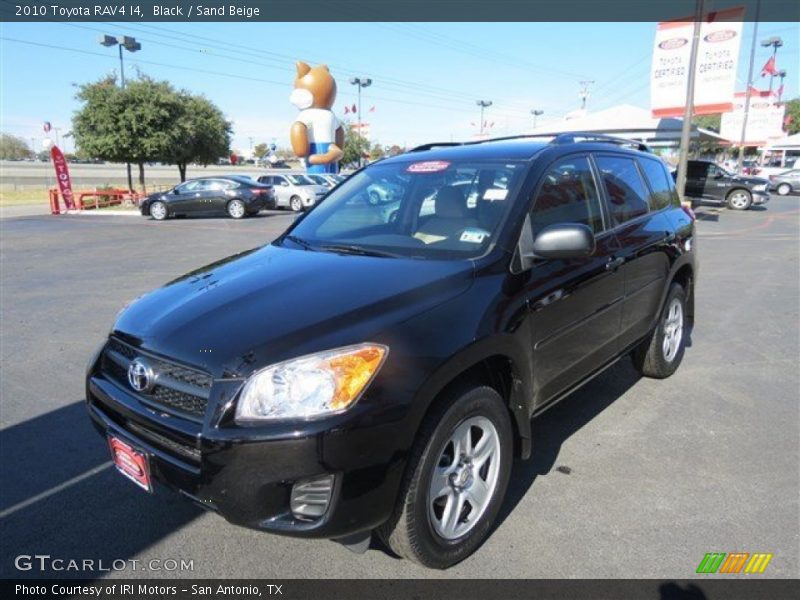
[[476, 100, 492, 134], [776, 69, 787, 102], [530, 109, 544, 129], [579, 81, 594, 110], [760, 36, 783, 93], [349, 77, 372, 167], [99, 35, 141, 191]]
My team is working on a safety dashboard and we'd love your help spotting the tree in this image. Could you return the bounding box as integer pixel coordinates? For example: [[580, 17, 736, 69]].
[[386, 145, 405, 157], [784, 97, 799, 135], [73, 75, 183, 191], [170, 93, 232, 181], [342, 128, 370, 167], [0, 133, 33, 160], [368, 142, 385, 161], [253, 143, 269, 159], [692, 114, 721, 133]]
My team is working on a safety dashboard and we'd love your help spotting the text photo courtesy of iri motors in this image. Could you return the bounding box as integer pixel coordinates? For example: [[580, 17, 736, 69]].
[[0, 1, 799, 599]]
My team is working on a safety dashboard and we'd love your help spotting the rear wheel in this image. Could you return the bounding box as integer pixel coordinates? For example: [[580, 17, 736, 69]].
[[378, 385, 512, 569], [290, 196, 304, 212], [227, 199, 246, 219], [149, 201, 168, 221], [776, 183, 792, 196], [632, 283, 687, 379], [726, 189, 752, 210]]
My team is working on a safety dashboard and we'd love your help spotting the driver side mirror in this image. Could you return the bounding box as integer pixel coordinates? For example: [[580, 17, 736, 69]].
[[713, 171, 724, 179], [517, 216, 595, 271], [173, 188, 181, 194]]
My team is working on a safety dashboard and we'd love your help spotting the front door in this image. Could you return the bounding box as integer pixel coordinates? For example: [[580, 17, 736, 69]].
[[523, 154, 624, 407]]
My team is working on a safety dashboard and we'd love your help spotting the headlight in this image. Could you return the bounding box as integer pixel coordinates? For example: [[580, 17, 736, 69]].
[[235, 344, 388, 422], [752, 184, 767, 192]]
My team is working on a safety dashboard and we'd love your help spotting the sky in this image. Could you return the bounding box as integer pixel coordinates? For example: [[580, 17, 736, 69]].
[[1, 20, 797, 153]]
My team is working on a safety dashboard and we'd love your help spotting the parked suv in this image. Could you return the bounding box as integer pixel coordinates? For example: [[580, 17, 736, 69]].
[[256, 172, 328, 211], [86, 133, 696, 569], [679, 160, 769, 210]]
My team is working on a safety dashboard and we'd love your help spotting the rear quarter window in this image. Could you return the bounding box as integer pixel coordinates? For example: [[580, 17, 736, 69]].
[[594, 155, 650, 224], [639, 158, 679, 210]]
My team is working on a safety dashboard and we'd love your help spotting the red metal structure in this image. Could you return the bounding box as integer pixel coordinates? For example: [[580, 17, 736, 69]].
[[49, 188, 143, 215]]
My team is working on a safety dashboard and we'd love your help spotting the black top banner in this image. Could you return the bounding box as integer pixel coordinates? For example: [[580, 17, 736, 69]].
[[1, 0, 798, 22]]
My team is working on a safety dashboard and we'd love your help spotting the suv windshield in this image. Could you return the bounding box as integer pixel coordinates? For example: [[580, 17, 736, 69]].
[[285, 159, 525, 259], [287, 174, 316, 185]]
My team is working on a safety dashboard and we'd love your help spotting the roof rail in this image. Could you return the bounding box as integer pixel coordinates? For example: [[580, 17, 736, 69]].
[[408, 141, 465, 152], [549, 132, 651, 153]]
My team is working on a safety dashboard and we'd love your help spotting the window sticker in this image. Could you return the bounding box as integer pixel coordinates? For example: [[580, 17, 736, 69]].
[[483, 189, 508, 201], [406, 161, 451, 173], [459, 228, 490, 244]]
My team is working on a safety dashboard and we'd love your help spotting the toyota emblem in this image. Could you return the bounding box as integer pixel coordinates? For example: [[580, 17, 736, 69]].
[[127, 359, 154, 393]]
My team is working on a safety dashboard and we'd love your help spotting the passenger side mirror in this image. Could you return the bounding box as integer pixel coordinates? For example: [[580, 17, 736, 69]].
[[173, 188, 180, 194], [517, 216, 595, 270]]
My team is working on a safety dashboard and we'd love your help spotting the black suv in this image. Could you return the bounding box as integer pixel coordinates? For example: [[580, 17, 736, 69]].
[[86, 133, 696, 569], [680, 159, 770, 210]]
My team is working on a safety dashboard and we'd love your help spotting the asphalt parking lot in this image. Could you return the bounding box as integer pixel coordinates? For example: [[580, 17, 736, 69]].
[[1, 200, 798, 579]]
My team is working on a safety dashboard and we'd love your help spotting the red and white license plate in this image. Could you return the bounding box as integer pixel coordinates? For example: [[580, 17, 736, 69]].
[[108, 436, 152, 492]]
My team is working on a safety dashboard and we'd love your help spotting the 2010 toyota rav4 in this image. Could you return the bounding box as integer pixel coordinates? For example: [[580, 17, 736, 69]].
[[86, 133, 696, 569]]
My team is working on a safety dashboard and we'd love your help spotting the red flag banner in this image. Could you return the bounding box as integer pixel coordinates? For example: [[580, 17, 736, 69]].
[[344, 106, 350, 114], [760, 56, 778, 77], [50, 146, 75, 210], [351, 103, 357, 113]]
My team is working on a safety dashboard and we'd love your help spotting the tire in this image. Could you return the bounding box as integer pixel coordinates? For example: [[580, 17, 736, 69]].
[[632, 283, 687, 379], [368, 191, 381, 205], [378, 385, 513, 569], [149, 201, 168, 221], [726, 189, 752, 210], [227, 199, 247, 219], [290, 196, 304, 212], [777, 183, 792, 196]]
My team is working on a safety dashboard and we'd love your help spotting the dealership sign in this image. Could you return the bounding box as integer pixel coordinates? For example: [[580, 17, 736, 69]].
[[720, 91, 786, 146], [651, 7, 744, 118], [50, 145, 75, 210]]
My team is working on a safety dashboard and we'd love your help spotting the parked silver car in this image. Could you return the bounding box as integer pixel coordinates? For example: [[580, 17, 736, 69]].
[[769, 169, 800, 196], [256, 173, 329, 211]]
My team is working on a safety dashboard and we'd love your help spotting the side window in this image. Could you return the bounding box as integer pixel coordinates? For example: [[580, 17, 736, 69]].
[[687, 161, 708, 179], [206, 180, 228, 191], [595, 156, 650, 224], [639, 158, 677, 210], [530, 156, 604, 236]]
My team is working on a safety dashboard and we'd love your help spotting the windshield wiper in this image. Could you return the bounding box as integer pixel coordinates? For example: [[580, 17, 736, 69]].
[[317, 244, 402, 258], [283, 234, 316, 251]]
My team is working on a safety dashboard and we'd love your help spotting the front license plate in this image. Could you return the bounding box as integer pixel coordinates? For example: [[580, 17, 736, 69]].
[[108, 436, 152, 492]]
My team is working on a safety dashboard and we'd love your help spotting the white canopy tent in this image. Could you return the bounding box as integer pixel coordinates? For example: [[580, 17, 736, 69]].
[[528, 104, 729, 147]]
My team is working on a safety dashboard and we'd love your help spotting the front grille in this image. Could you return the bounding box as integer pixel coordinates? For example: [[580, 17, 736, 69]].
[[101, 337, 212, 420]]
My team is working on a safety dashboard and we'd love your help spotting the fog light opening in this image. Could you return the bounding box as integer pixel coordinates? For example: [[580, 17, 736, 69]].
[[290, 474, 335, 520]]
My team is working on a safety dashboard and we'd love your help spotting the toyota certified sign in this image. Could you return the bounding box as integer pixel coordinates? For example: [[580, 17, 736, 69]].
[[658, 37, 688, 50]]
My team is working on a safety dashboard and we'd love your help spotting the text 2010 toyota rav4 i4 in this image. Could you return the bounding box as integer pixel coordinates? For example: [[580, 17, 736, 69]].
[[86, 133, 696, 569]]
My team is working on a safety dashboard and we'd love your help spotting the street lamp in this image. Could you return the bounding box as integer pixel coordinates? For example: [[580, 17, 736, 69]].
[[760, 36, 783, 93], [776, 69, 787, 102], [476, 100, 492, 134], [349, 77, 372, 167], [99, 35, 141, 191], [530, 109, 544, 129]]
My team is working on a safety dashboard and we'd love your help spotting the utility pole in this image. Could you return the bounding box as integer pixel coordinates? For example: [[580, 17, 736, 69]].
[[578, 81, 594, 110], [476, 100, 492, 134], [99, 35, 141, 191], [349, 77, 373, 167], [530, 109, 544, 129], [776, 70, 787, 102], [737, 1, 761, 175], [675, 0, 704, 202]]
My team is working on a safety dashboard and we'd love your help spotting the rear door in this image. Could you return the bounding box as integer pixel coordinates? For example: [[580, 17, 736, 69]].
[[685, 161, 708, 199], [523, 154, 625, 406], [594, 154, 673, 350]]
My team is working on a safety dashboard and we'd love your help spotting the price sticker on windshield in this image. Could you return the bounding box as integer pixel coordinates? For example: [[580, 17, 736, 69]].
[[406, 161, 451, 173]]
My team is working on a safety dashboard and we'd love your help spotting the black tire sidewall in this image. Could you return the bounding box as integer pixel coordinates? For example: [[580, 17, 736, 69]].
[[653, 284, 687, 375], [407, 387, 513, 568]]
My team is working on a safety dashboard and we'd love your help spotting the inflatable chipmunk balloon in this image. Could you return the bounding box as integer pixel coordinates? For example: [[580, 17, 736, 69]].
[[289, 62, 345, 174]]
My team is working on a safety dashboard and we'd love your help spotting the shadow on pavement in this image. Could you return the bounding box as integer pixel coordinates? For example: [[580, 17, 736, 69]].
[[0, 401, 203, 578]]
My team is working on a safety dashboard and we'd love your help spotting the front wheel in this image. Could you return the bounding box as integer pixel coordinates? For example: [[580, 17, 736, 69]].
[[290, 196, 304, 212], [632, 283, 687, 379], [727, 189, 752, 210], [227, 199, 247, 219], [776, 183, 791, 196], [149, 201, 168, 221], [378, 385, 512, 569]]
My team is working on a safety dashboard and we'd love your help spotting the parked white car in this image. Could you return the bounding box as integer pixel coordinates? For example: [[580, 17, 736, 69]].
[[256, 173, 329, 211]]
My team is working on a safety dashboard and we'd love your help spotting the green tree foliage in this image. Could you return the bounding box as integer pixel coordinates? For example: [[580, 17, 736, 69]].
[[72, 74, 231, 188], [342, 128, 371, 167], [170, 93, 232, 181], [0, 133, 34, 160], [253, 142, 269, 159], [692, 114, 721, 132], [784, 97, 799, 135]]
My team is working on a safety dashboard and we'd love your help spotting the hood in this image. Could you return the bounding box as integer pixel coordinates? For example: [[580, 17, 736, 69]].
[[113, 244, 474, 377], [734, 175, 769, 186]]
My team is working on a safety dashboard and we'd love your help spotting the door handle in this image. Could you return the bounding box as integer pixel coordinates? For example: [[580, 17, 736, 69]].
[[605, 257, 624, 271]]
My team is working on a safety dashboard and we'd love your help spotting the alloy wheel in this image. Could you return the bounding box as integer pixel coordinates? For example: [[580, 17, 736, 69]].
[[662, 298, 684, 362]]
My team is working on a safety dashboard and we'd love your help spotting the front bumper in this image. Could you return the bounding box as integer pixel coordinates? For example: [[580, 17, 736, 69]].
[[85, 372, 407, 539], [753, 191, 770, 205]]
